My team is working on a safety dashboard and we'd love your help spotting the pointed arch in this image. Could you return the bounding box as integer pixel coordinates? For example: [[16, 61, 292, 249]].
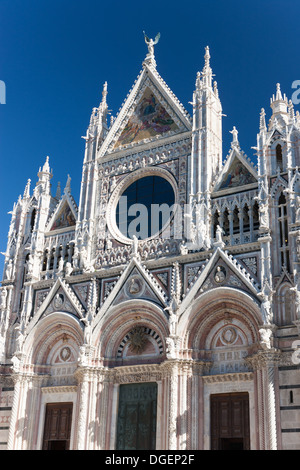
[[276, 143, 283, 171]]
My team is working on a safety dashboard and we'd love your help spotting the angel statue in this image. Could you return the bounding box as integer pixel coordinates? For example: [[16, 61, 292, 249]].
[[143, 31, 160, 60]]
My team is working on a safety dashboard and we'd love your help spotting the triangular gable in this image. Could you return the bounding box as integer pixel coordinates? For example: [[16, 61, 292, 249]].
[[274, 266, 294, 291], [46, 194, 77, 232], [267, 128, 285, 146], [96, 256, 168, 323], [114, 86, 180, 149], [178, 247, 260, 316], [213, 148, 257, 193], [98, 64, 192, 157], [27, 278, 85, 334]]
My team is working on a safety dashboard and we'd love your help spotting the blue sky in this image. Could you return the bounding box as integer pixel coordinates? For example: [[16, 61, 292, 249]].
[[0, 0, 299, 274]]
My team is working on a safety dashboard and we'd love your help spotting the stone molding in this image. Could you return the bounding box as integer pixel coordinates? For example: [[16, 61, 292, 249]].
[[202, 372, 253, 384], [41, 385, 77, 394]]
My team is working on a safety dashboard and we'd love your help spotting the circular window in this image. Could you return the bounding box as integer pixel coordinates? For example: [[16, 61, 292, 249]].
[[115, 175, 175, 240]]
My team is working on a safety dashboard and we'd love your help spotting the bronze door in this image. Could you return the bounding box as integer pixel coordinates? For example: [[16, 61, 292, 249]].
[[116, 383, 157, 450], [42, 403, 73, 450], [210, 393, 250, 450]]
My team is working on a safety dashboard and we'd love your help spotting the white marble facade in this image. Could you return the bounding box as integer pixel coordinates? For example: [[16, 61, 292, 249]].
[[0, 37, 300, 450]]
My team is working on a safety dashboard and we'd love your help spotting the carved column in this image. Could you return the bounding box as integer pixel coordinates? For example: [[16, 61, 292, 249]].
[[75, 367, 91, 450], [97, 368, 113, 450], [162, 360, 178, 450], [247, 350, 281, 450]]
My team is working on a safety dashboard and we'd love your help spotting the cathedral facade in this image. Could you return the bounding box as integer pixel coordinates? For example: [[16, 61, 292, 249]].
[[0, 38, 300, 451]]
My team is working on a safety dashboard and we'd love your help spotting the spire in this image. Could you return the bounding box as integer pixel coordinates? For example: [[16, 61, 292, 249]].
[[55, 181, 61, 200], [42, 156, 50, 173], [204, 45, 210, 67], [36, 156, 52, 195], [23, 179, 31, 198], [275, 82, 283, 101], [270, 83, 288, 116], [170, 262, 181, 309], [64, 174, 71, 194], [288, 99, 295, 122], [99, 81, 108, 119], [201, 46, 213, 89], [259, 108, 267, 131], [87, 277, 98, 317]]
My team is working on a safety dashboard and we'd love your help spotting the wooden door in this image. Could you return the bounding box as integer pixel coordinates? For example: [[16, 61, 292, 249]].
[[210, 393, 250, 450], [42, 403, 73, 450], [116, 383, 157, 450]]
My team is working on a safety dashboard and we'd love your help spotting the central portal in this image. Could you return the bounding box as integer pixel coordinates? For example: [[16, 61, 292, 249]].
[[116, 382, 157, 450]]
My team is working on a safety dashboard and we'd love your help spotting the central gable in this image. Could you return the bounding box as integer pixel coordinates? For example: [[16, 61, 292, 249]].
[[114, 86, 179, 149], [98, 64, 192, 157]]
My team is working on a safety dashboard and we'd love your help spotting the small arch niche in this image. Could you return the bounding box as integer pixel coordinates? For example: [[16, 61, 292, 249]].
[[276, 144, 283, 172]]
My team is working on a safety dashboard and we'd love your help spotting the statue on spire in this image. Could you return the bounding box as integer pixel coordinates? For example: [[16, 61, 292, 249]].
[[143, 31, 160, 66]]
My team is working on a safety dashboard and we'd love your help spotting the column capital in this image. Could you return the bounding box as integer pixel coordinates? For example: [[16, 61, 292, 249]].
[[246, 348, 281, 370]]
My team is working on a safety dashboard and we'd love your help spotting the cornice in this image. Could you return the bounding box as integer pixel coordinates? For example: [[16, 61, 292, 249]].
[[41, 385, 77, 394], [100, 131, 191, 163]]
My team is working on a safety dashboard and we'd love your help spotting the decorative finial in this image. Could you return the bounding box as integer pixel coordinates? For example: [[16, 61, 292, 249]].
[[64, 174, 71, 194], [276, 83, 283, 101], [23, 179, 31, 198], [260, 108, 267, 131], [204, 46, 210, 66], [102, 81, 107, 105], [42, 156, 50, 173]]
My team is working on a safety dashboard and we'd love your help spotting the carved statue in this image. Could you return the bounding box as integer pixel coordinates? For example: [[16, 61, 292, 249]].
[[129, 277, 141, 295], [215, 225, 224, 244], [143, 31, 160, 59], [295, 196, 300, 223], [230, 126, 239, 146], [259, 201, 269, 228], [131, 235, 139, 258], [65, 262, 73, 276], [57, 257, 64, 273], [166, 336, 176, 359], [5, 259, 13, 280], [0, 288, 7, 310], [259, 328, 272, 350], [180, 240, 188, 255]]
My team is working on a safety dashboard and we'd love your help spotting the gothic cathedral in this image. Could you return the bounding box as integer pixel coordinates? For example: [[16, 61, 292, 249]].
[[1, 37, 300, 450]]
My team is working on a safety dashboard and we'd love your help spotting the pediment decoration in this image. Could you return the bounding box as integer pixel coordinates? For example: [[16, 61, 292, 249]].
[[96, 256, 168, 322], [213, 148, 257, 193], [98, 65, 192, 157], [46, 193, 77, 233], [114, 86, 179, 149], [178, 247, 260, 315], [27, 278, 85, 334], [268, 128, 285, 146]]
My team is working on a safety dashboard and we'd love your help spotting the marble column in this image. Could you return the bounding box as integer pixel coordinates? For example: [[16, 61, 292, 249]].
[[247, 350, 281, 449]]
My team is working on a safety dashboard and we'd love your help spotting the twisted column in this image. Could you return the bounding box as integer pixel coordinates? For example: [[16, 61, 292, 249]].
[[247, 350, 280, 450], [168, 361, 178, 450]]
